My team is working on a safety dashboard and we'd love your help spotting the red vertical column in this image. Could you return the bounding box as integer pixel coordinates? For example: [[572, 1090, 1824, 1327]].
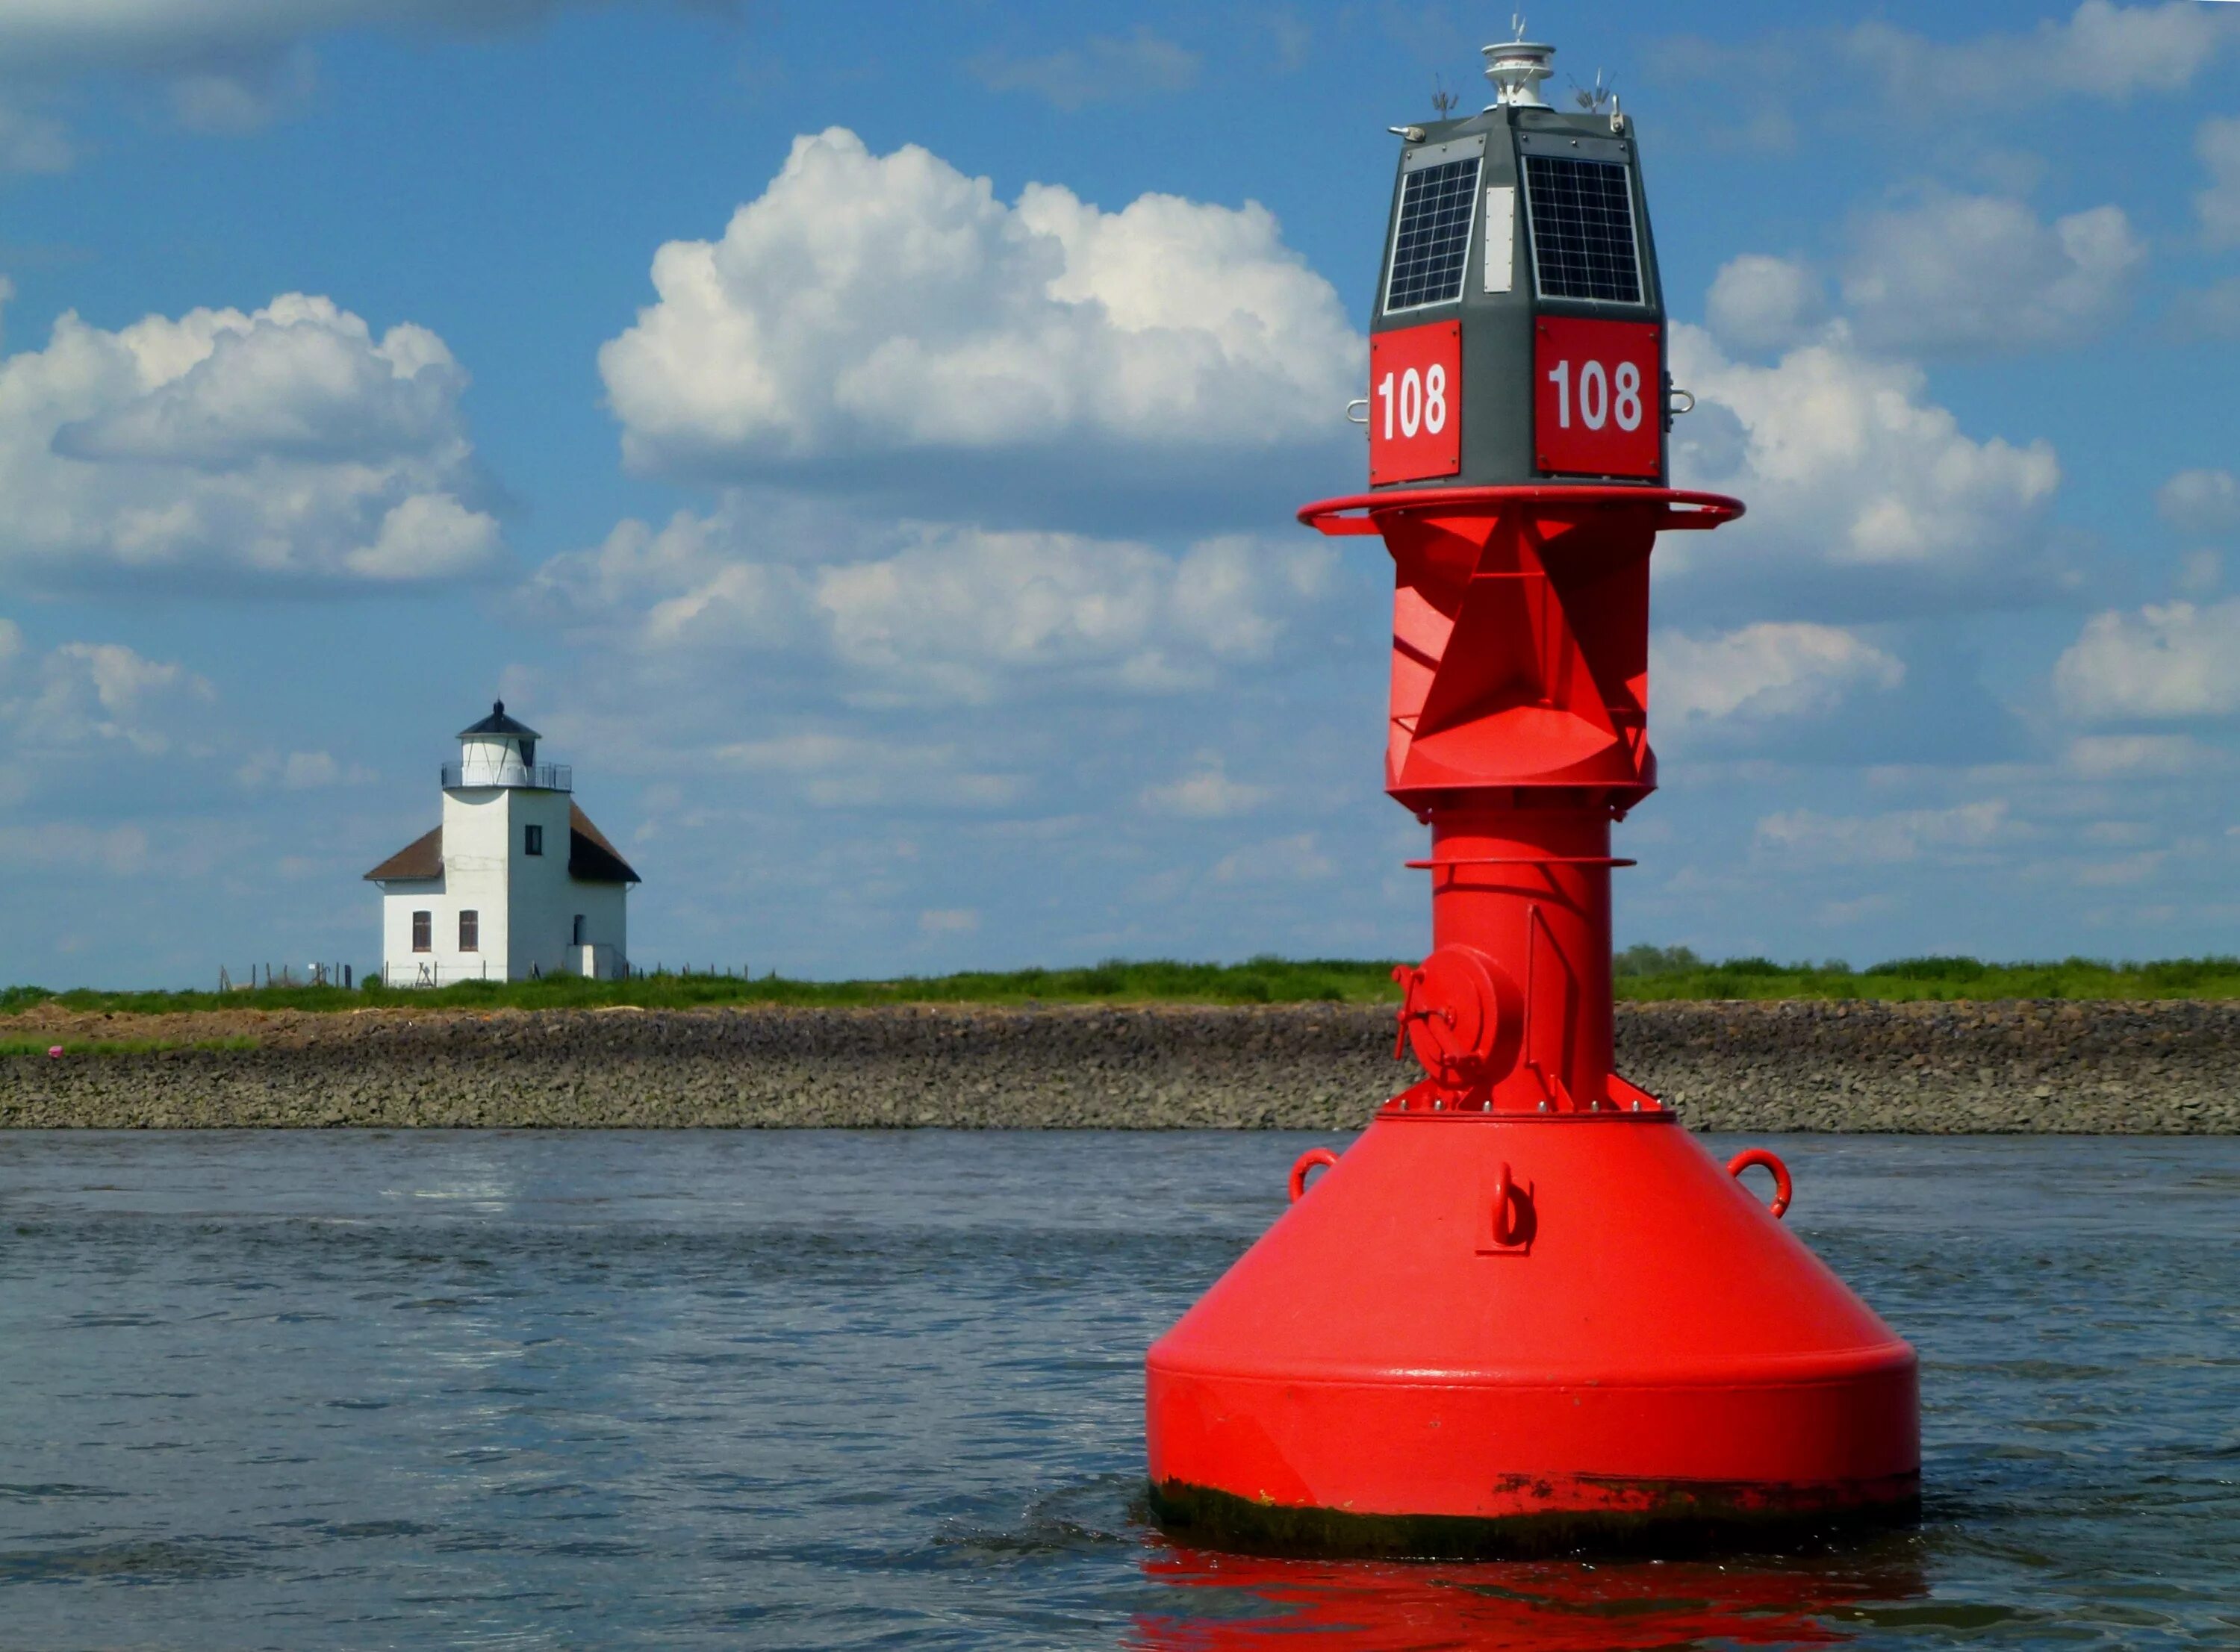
[[1426, 800, 1616, 1112], [1372, 495, 1663, 1114]]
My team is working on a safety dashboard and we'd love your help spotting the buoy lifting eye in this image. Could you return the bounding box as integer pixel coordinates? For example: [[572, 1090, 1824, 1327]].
[[1726, 1149, 1793, 1220]]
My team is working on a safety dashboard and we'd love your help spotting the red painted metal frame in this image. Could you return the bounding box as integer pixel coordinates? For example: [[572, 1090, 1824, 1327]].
[[1298, 485, 1744, 537], [1309, 485, 1750, 1114], [1145, 470, 1919, 1553]]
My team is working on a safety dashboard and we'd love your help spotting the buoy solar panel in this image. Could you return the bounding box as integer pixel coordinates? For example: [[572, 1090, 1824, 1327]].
[[1143, 27, 1921, 1559]]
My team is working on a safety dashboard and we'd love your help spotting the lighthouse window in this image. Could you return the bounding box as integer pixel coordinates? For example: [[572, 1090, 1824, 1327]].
[[459, 910, 479, 953], [525, 823, 544, 856], [1522, 155, 1643, 305], [1384, 156, 1482, 314]]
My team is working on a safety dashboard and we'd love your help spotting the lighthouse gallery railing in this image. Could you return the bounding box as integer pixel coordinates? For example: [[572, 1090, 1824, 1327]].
[[439, 763, 573, 791]]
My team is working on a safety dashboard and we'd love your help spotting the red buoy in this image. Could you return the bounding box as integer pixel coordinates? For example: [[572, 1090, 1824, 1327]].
[[1145, 34, 1918, 1556]]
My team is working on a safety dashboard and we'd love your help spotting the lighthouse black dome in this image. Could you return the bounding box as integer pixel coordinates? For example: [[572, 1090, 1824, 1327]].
[[457, 699, 541, 741]]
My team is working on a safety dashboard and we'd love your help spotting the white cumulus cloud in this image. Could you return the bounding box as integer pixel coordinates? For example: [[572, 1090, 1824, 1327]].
[[0, 1, 603, 66], [597, 128, 1360, 515], [2157, 469, 2240, 538], [1140, 757, 1272, 818], [1211, 832, 1334, 885], [710, 731, 1025, 811], [0, 637, 215, 755], [1849, 2, 2240, 105], [2055, 599, 2240, 720], [2178, 550, 2223, 596], [1652, 623, 1903, 729], [825, 529, 1331, 699], [1667, 322, 2061, 602], [235, 747, 373, 790], [0, 1, 688, 145], [971, 28, 1201, 110], [525, 499, 1336, 704], [1755, 800, 2017, 867], [2198, 116, 2240, 246], [2064, 733, 2228, 779], [164, 44, 317, 133], [1705, 255, 1829, 355], [1841, 194, 2144, 355], [0, 95, 69, 172], [0, 821, 154, 875], [0, 293, 501, 588], [2172, 275, 2240, 340], [0, 1, 717, 165]]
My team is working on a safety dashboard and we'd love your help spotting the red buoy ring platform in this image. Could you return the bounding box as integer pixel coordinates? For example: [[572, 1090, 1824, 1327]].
[[1295, 484, 1745, 537]]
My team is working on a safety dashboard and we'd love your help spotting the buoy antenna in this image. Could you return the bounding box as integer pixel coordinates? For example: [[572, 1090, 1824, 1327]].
[[1571, 69, 1617, 113]]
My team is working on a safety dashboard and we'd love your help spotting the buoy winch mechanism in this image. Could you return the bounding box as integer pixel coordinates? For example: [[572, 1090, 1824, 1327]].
[[1144, 23, 1920, 1558]]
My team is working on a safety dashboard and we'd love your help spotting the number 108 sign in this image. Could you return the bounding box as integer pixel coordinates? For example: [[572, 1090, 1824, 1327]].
[[1534, 317, 1661, 480], [1368, 321, 1461, 486]]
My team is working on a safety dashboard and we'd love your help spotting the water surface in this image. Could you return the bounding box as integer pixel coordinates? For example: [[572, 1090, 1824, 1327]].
[[0, 1131, 2232, 1648]]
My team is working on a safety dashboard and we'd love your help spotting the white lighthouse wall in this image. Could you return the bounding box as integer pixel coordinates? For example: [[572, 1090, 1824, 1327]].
[[457, 735, 531, 787], [564, 880, 630, 979], [503, 786, 584, 980], [420, 786, 518, 979], [380, 879, 444, 982]]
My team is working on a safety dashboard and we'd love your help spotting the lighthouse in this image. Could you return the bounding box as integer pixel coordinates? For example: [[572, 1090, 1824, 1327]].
[[1143, 29, 1920, 1555], [364, 702, 639, 985]]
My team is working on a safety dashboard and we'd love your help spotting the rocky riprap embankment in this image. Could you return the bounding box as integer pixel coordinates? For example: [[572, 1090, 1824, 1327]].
[[1, 999, 2233, 1132]]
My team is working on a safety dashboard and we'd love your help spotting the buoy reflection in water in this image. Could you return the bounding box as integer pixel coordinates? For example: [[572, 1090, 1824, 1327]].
[[1130, 1541, 1929, 1651]]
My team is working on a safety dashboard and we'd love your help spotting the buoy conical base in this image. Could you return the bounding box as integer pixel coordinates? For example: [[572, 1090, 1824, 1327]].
[[1145, 1113, 1919, 1558]]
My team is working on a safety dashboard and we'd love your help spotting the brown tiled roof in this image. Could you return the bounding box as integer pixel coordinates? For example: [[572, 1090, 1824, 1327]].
[[362, 805, 640, 885], [569, 802, 641, 885], [364, 826, 442, 882]]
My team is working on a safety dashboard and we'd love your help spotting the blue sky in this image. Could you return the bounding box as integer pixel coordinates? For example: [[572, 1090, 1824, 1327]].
[[1, 0, 2237, 988]]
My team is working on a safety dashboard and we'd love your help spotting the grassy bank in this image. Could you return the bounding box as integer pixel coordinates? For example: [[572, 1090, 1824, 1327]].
[[4, 952, 2239, 1017], [0, 1035, 261, 1057]]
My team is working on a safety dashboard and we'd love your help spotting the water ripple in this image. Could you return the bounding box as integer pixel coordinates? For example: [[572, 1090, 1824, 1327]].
[[0, 1130, 2230, 1648]]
